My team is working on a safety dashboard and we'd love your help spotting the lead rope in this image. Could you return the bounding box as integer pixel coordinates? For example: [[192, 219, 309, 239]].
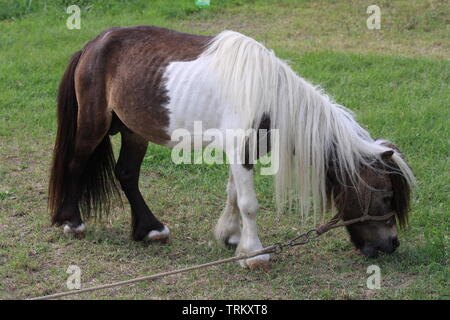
[[29, 194, 395, 300], [28, 245, 279, 300]]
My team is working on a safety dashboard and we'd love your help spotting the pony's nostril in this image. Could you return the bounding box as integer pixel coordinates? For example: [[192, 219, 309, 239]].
[[391, 237, 400, 249]]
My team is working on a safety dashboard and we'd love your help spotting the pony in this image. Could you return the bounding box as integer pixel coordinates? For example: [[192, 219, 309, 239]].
[[48, 26, 415, 269]]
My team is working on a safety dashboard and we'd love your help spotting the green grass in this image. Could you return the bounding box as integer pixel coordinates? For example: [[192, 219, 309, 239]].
[[0, 0, 448, 299]]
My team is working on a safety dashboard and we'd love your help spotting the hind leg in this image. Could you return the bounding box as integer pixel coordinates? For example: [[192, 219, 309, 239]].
[[52, 148, 88, 236], [115, 129, 168, 242], [215, 171, 241, 247], [52, 114, 112, 238]]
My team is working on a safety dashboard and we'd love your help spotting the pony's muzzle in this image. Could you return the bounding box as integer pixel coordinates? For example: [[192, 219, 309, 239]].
[[361, 236, 400, 257]]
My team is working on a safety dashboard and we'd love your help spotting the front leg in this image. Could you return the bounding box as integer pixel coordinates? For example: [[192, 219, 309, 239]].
[[215, 171, 241, 247], [230, 164, 270, 269]]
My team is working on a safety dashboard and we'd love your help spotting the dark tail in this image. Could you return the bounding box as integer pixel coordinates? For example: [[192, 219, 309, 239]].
[[48, 51, 119, 224]]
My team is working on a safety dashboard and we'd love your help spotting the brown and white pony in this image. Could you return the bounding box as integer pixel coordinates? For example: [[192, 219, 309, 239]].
[[48, 26, 414, 269]]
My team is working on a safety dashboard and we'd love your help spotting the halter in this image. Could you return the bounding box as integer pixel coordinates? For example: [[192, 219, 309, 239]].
[[316, 187, 395, 235]]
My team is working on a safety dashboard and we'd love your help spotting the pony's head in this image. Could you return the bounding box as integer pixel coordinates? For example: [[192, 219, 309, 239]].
[[328, 142, 413, 257]]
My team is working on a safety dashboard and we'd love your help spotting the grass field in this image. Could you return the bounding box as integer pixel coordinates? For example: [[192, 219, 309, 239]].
[[0, 0, 449, 299]]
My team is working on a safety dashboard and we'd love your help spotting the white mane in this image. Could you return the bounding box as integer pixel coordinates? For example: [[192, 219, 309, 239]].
[[202, 30, 415, 220]]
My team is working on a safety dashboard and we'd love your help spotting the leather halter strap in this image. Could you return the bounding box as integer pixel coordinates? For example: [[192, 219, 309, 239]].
[[316, 188, 395, 235]]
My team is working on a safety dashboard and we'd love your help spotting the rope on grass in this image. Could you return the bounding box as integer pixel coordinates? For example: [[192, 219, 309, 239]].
[[29, 206, 395, 300], [28, 245, 278, 300]]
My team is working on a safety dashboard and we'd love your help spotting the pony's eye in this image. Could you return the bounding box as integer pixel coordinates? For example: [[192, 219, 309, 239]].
[[385, 218, 395, 226]]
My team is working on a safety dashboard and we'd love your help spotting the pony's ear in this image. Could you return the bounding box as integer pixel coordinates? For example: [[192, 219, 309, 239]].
[[376, 139, 403, 155], [381, 150, 394, 160]]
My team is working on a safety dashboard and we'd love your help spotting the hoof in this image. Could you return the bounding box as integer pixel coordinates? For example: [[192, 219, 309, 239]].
[[238, 254, 271, 270], [63, 223, 86, 239], [147, 225, 170, 243], [224, 234, 241, 248]]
